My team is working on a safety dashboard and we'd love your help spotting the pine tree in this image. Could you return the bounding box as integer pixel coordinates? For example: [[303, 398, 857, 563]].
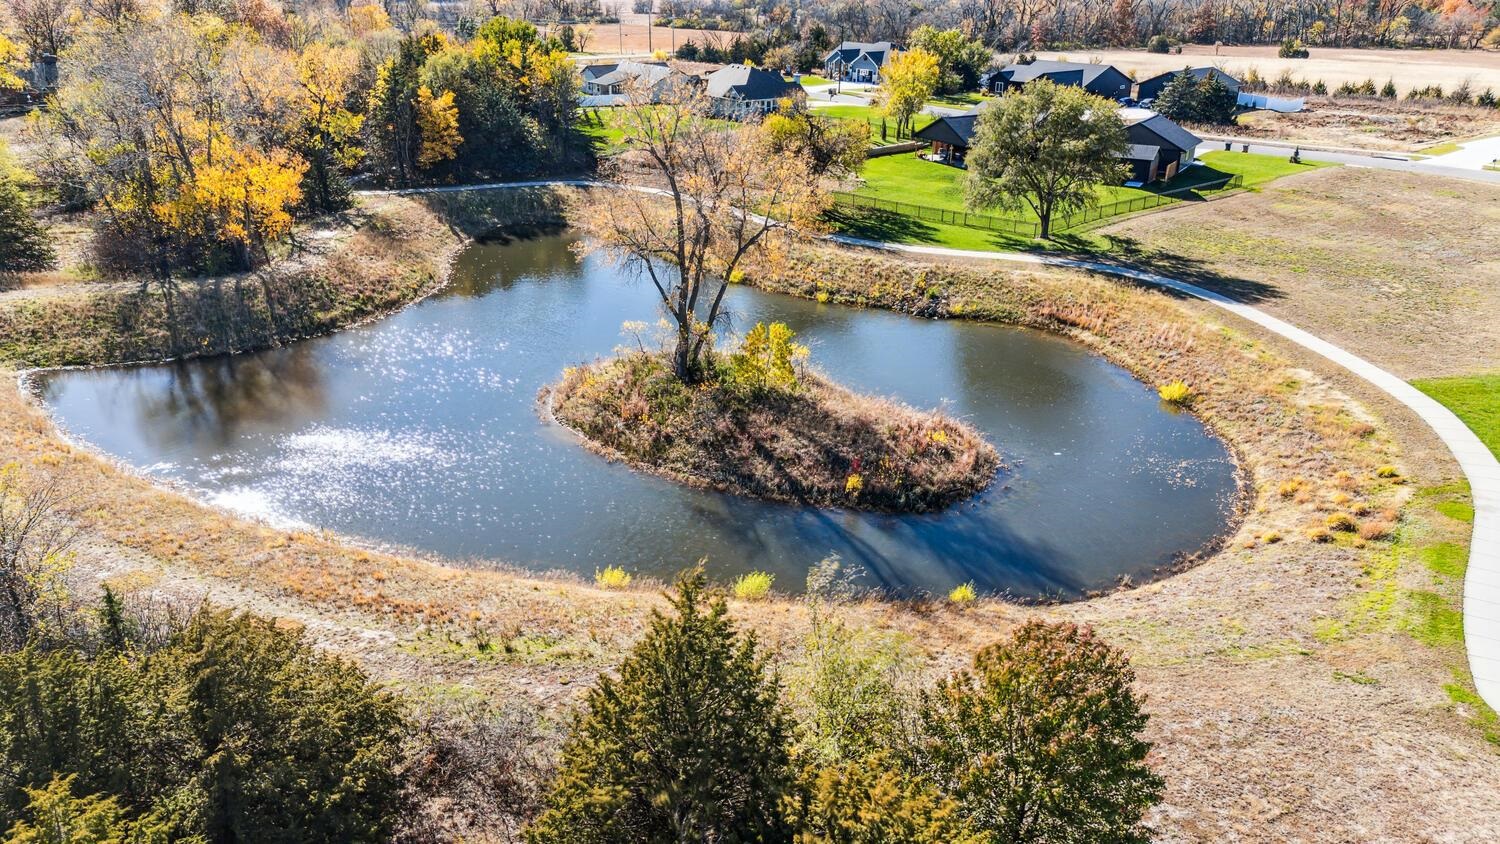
[[0, 167, 53, 275], [1151, 68, 1202, 123], [527, 568, 798, 843]]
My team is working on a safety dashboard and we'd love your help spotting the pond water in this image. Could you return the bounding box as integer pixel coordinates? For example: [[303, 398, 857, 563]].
[[34, 231, 1241, 598]]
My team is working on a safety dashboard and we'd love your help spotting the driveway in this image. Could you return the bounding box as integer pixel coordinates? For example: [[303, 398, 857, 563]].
[[1413, 134, 1500, 172]]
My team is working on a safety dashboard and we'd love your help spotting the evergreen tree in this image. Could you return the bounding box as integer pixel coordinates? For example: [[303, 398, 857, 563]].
[[914, 620, 1163, 844], [1151, 68, 1201, 120], [0, 164, 54, 275], [527, 569, 797, 843], [1195, 74, 1239, 124]]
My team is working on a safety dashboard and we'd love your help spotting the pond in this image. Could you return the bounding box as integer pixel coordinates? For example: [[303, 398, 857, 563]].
[[34, 231, 1242, 598]]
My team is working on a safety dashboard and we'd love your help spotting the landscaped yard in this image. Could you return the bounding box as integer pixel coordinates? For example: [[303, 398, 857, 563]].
[[831, 150, 1331, 248], [793, 74, 833, 87], [1415, 373, 1500, 459], [814, 104, 935, 143]]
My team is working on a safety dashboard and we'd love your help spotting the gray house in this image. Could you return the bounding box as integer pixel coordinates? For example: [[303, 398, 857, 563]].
[[580, 61, 674, 96], [705, 65, 801, 118], [1120, 107, 1201, 182], [982, 60, 1132, 100], [1135, 67, 1242, 102], [914, 105, 1199, 183], [822, 41, 894, 84]]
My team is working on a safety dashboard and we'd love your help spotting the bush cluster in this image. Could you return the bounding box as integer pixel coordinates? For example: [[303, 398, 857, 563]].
[[527, 568, 1164, 843]]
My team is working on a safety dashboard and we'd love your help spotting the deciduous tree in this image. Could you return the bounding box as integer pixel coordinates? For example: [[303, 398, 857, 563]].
[[907, 26, 991, 94], [571, 82, 827, 383], [914, 620, 1163, 844], [966, 80, 1129, 239], [875, 48, 939, 139]]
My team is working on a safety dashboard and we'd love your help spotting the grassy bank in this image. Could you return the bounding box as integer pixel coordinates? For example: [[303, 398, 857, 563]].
[[549, 352, 999, 512], [0, 187, 568, 368]]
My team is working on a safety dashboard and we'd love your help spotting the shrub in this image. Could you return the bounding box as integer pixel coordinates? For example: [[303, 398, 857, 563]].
[[1146, 35, 1171, 54], [1157, 380, 1193, 405], [915, 621, 1163, 841], [1381, 79, 1398, 98], [1277, 478, 1304, 498], [1375, 465, 1401, 479], [1359, 519, 1395, 541], [722, 321, 807, 395], [1312, 79, 1328, 95], [1325, 513, 1357, 532], [1306, 527, 1333, 543], [1278, 38, 1309, 59], [733, 571, 775, 601], [527, 568, 797, 842], [0, 607, 409, 842], [947, 582, 977, 604], [789, 756, 984, 843], [594, 565, 632, 589], [1261, 531, 1283, 544]]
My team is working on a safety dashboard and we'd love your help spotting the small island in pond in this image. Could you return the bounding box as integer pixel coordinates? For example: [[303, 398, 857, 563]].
[[547, 322, 1001, 513]]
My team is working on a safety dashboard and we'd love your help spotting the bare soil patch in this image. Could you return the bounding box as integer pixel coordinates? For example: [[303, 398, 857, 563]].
[[1101, 166, 1500, 378], [1229, 96, 1500, 151], [548, 352, 1000, 513]]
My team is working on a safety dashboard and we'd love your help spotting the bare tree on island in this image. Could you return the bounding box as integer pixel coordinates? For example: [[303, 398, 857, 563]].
[[570, 81, 829, 384]]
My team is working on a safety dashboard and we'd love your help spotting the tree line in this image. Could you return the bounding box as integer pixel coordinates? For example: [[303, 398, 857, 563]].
[[0, 1, 591, 281], [661, 0, 1497, 65], [0, 460, 1164, 842]]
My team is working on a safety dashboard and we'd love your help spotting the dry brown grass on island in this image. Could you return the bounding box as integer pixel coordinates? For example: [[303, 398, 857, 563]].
[[548, 352, 1000, 512]]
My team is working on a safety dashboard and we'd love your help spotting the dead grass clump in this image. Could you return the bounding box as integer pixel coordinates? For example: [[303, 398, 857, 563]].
[[548, 352, 1000, 513], [1358, 519, 1395, 541]]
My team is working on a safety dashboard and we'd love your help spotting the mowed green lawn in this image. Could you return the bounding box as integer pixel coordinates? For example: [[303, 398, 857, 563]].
[[833, 149, 1332, 252], [1414, 373, 1500, 459], [812, 104, 935, 143]]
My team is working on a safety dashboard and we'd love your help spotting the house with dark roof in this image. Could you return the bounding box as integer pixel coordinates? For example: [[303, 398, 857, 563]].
[[1135, 67, 1242, 102], [822, 41, 895, 84], [913, 114, 980, 166], [913, 106, 1199, 183], [704, 65, 801, 118], [1119, 107, 1201, 181], [982, 60, 1132, 100]]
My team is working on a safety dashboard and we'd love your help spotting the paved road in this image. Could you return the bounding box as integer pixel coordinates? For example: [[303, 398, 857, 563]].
[[1203, 135, 1500, 184], [366, 178, 1500, 712]]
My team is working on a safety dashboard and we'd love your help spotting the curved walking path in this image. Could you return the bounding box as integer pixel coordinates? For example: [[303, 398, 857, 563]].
[[364, 179, 1500, 710], [832, 234, 1500, 710]]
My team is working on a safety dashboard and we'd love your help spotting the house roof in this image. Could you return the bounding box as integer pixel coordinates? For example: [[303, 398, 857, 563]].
[[705, 65, 799, 101], [1001, 60, 1123, 86], [590, 61, 672, 88], [1139, 66, 1242, 90], [1120, 107, 1201, 154], [579, 62, 620, 82], [824, 41, 894, 67], [914, 114, 980, 149]]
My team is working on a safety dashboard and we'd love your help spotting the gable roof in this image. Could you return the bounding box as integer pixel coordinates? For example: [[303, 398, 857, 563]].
[[1120, 107, 1201, 154], [824, 41, 895, 67], [705, 65, 800, 101], [1001, 60, 1124, 87], [590, 61, 672, 88], [579, 62, 620, 82], [914, 114, 980, 149], [1138, 66, 1242, 91]]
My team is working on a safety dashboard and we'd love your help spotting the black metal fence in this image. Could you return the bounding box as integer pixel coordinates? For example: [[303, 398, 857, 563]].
[[829, 172, 1244, 237], [827, 191, 1042, 238]]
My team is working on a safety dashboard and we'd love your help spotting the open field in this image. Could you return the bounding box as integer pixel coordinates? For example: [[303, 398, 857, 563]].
[[1229, 97, 1500, 152], [568, 14, 734, 57], [2, 184, 1496, 837], [1102, 166, 1500, 379], [1039, 45, 1500, 92]]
